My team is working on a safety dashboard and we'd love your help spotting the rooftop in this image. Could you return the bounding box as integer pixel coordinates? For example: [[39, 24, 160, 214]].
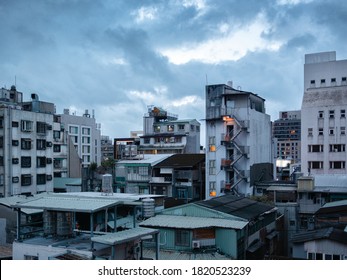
[[195, 194, 275, 221], [154, 153, 205, 168], [139, 214, 247, 230]]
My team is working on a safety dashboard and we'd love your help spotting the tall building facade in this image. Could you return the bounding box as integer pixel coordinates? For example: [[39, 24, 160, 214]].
[[59, 109, 101, 168], [273, 110, 301, 163], [301, 51, 347, 175], [205, 83, 273, 197], [0, 87, 54, 197]]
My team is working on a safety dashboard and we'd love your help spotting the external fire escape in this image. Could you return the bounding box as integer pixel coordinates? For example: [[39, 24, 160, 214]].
[[220, 115, 249, 194]]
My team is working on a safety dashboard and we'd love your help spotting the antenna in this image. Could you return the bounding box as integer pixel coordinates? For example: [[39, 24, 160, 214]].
[[14, 76, 16, 87], [205, 74, 208, 85]]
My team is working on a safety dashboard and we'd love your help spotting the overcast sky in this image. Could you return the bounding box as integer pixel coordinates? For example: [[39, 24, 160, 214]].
[[1, 0, 347, 145]]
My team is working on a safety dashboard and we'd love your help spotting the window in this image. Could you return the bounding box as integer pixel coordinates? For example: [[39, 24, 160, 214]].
[[178, 124, 185, 131], [318, 128, 323, 135], [331, 78, 336, 83], [69, 126, 78, 134], [21, 120, 33, 132], [209, 160, 216, 175], [342, 77, 347, 84], [0, 156, 3, 166], [12, 140, 19, 146], [12, 158, 19, 164], [154, 125, 161, 132], [175, 230, 190, 247], [37, 139, 46, 150], [318, 111, 324, 118], [308, 128, 313, 136], [46, 158, 52, 164], [308, 161, 323, 169], [209, 181, 216, 196], [330, 144, 345, 152], [167, 125, 174, 132], [36, 122, 47, 134], [0, 118, 3, 128], [12, 121, 19, 127], [21, 174, 32, 186], [329, 128, 334, 135], [82, 127, 90, 135], [310, 80, 315, 86], [320, 79, 326, 85], [190, 125, 194, 131], [330, 161, 345, 169], [46, 175, 53, 181], [144, 138, 150, 144], [329, 110, 335, 118], [308, 145, 323, 152], [0, 136, 3, 148], [21, 138, 31, 150], [36, 174, 46, 185], [37, 157, 46, 168], [341, 127, 346, 135], [53, 130, 61, 140], [53, 144, 61, 152], [21, 156, 31, 168], [341, 109, 346, 118], [82, 136, 90, 144]]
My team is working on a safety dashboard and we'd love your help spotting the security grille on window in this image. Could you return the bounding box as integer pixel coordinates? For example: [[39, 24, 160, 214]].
[[21, 174, 32, 186], [21, 138, 32, 150], [37, 157, 46, 168], [21, 120, 33, 132], [37, 174, 46, 185], [36, 122, 47, 134], [37, 139, 46, 150], [21, 156, 31, 168]]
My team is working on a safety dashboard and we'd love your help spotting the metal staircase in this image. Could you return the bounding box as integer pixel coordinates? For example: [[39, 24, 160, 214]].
[[221, 115, 249, 193]]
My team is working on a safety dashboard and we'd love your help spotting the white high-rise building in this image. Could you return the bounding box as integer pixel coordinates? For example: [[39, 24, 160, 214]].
[[0, 87, 54, 197], [205, 83, 273, 198], [301, 51, 347, 175], [59, 109, 101, 168]]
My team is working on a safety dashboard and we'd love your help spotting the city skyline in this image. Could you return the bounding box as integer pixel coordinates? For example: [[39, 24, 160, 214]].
[[1, 0, 347, 139]]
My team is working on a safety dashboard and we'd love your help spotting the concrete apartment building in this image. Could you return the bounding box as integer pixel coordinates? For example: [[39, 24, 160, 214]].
[[139, 106, 201, 154], [58, 109, 101, 168], [205, 83, 273, 198], [273, 110, 301, 163], [0, 86, 54, 197], [301, 51, 347, 176]]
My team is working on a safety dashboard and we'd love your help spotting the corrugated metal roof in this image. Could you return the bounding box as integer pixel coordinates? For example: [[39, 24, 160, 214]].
[[322, 199, 347, 208], [314, 174, 347, 188], [91, 227, 159, 245], [139, 214, 247, 229], [0, 195, 44, 215], [196, 195, 275, 221], [291, 227, 347, 245], [11, 195, 122, 213]]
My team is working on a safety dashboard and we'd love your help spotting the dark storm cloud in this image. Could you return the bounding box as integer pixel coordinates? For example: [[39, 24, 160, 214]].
[[1, 0, 347, 139]]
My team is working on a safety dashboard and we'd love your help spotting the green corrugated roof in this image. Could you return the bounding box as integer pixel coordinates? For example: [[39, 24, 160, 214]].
[[139, 215, 247, 229]]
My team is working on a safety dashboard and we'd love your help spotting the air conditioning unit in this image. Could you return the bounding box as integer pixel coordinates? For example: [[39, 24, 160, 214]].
[[192, 240, 200, 249]]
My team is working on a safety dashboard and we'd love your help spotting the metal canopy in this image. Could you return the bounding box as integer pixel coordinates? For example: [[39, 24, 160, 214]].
[[11, 196, 122, 213], [91, 227, 159, 245]]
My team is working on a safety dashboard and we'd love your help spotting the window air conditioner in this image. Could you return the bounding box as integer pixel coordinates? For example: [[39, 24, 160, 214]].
[[192, 240, 200, 249]]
